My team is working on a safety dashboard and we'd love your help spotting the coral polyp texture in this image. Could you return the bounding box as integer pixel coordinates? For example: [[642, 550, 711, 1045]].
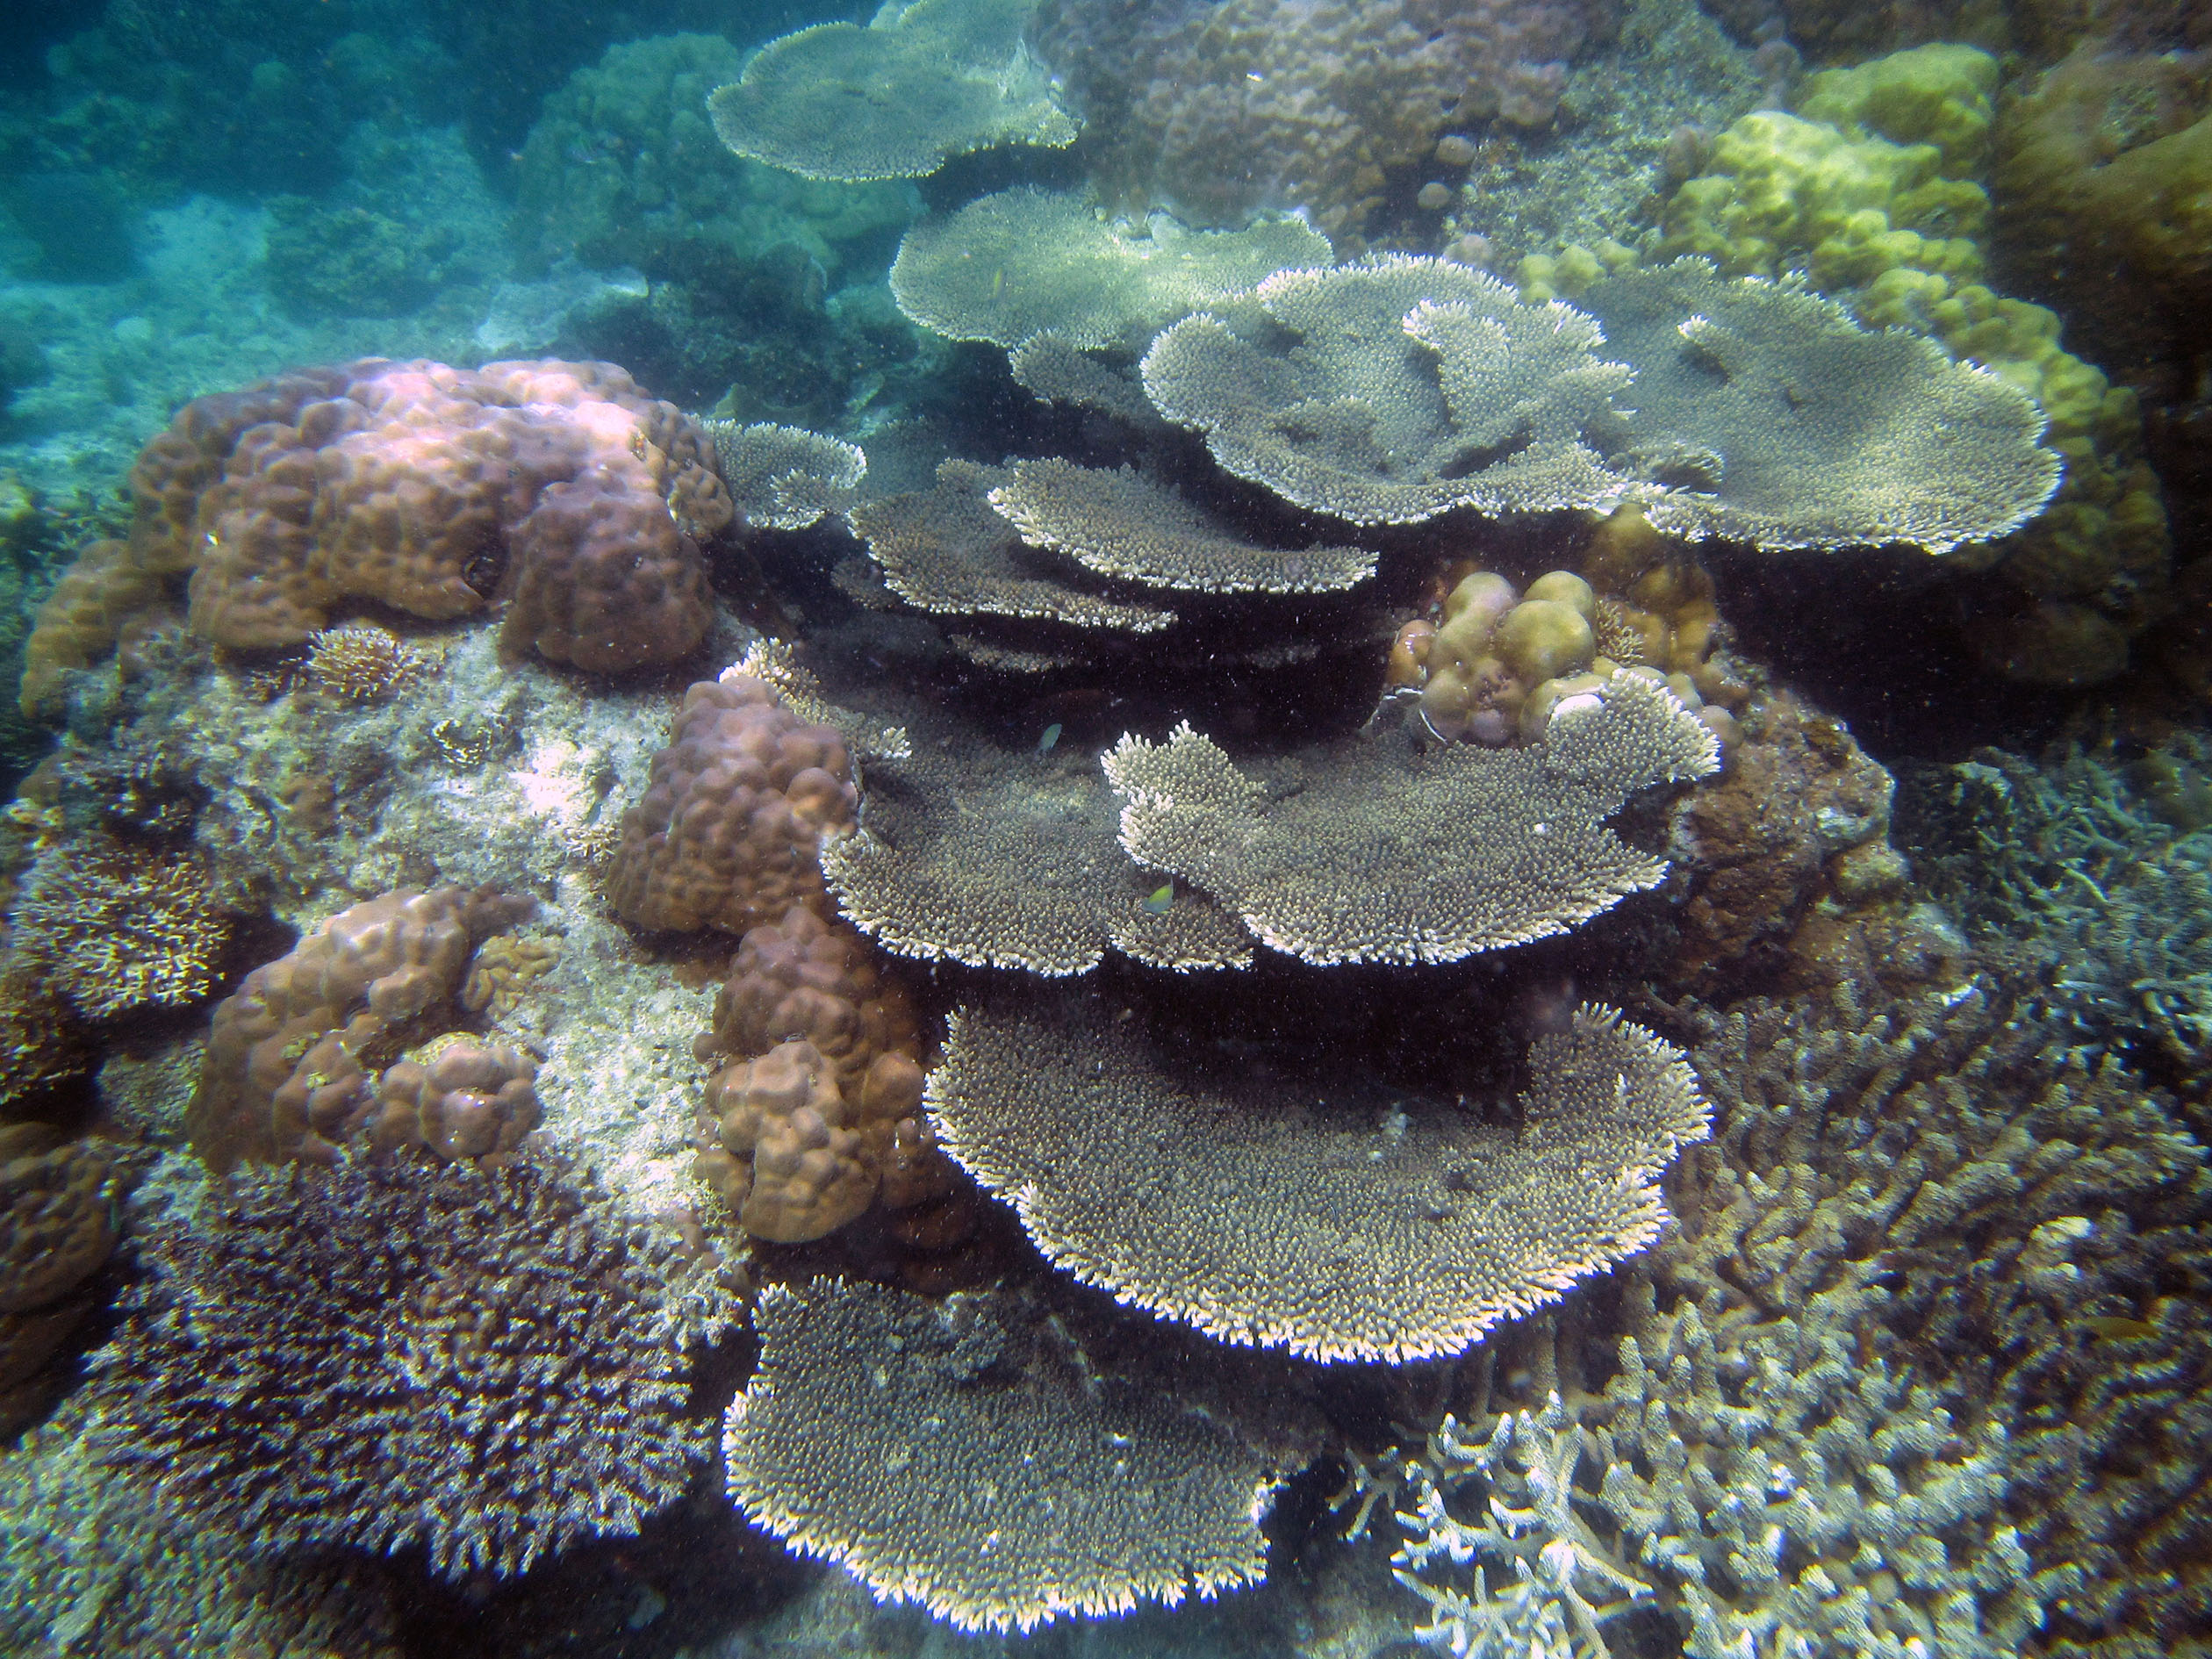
[[105, 1154, 735, 1581], [888, 188, 1332, 351], [699, 904, 919, 1094], [365, 1038, 542, 1163], [1142, 255, 2060, 551], [6, 836, 228, 1021], [930, 998, 1707, 1361], [1104, 672, 1717, 966], [605, 673, 858, 936], [707, 0, 1075, 182], [69, 357, 730, 680], [723, 1279, 1276, 1632], [819, 727, 1256, 975], [1029, 0, 1608, 242], [986, 459, 1375, 595], [188, 886, 532, 1173]]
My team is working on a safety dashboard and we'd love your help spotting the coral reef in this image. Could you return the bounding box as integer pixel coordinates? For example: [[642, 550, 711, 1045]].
[[708, 0, 1076, 182], [724, 1279, 1276, 1632], [1143, 255, 2057, 549], [187, 885, 531, 1172], [705, 421, 867, 533], [930, 996, 1706, 1361], [34, 358, 731, 685], [820, 725, 1259, 975], [1104, 673, 1717, 966], [1030, 0, 1612, 244], [889, 188, 1332, 352], [104, 1153, 736, 1580], [605, 674, 858, 937], [5, 835, 228, 1021], [366, 1037, 542, 1164]]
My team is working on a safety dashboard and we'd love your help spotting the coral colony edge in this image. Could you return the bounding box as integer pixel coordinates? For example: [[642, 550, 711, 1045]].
[[0, 0, 2205, 1656]]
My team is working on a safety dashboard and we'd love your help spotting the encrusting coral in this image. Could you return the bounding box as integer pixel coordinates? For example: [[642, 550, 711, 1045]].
[[723, 1279, 1277, 1633], [187, 885, 533, 1173], [605, 673, 858, 936], [102, 1152, 737, 1581], [928, 996, 1708, 1362], [707, 0, 1075, 182]]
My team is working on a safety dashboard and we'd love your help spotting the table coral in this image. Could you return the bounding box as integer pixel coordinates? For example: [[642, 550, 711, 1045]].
[[605, 674, 857, 937], [1104, 672, 1717, 966], [707, 0, 1075, 182], [104, 1153, 737, 1581], [724, 1279, 1276, 1633], [930, 995, 1706, 1362]]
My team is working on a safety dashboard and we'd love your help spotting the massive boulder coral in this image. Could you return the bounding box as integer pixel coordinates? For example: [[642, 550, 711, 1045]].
[[929, 996, 1707, 1361], [104, 1153, 737, 1581], [1029, 0, 1610, 243], [605, 673, 858, 936], [707, 0, 1075, 182], [32, 357, 731, 693], [0, 1126, 123, 1431], [724, 1279, 1277, 1632], [187, 886, 532, 1173]]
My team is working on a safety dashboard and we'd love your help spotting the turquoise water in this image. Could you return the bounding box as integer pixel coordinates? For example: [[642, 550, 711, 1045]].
[[0, 0, 2205, 1655]]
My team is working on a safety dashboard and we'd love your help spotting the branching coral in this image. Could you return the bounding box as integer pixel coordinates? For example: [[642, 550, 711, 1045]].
[[6, 835, 228, 1021], [104, 1153, 737, 1580]]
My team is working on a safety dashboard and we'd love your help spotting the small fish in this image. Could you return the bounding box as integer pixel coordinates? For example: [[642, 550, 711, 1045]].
[[991, 268, 1005, 298], [1140, 882, 1174, 915], [1037, 722, 1062, 754]]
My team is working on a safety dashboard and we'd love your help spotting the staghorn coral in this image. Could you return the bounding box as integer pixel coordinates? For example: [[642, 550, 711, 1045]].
[[723, 1278, 1276, 1632], [0, 960, 91, 1113], [365, 1037, 542, 1163], [1574, 971, 2212, 1658], [604, 674, 857, 937], [1390, 1395, 1653, 1659], [300, 623, 437, 704], [707, 0, 1075, 183], [104, 1152, 737, 1581], [848, 460, 1178, 634], [821, 725, 1255, 975], [84, 358, 730, 676], [889, 188, 1332, 351], [1030, 0, 1610, 244], [6, 835, 228, 1022], [187, 885, 531, 1173], [1103, 672, 1717, 966], [986, 459, 1375, 595], [704, 420, 867, 532], [928, 996, 1706, 1362]]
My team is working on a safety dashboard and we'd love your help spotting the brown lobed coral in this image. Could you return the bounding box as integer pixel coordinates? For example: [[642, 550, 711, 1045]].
[[0, 1125, 124, 1431], [187, 885, 533, 1173], [25, 358, 732, 707], [606, 674, 858, 937], [365, 1036, 542, 1163]]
